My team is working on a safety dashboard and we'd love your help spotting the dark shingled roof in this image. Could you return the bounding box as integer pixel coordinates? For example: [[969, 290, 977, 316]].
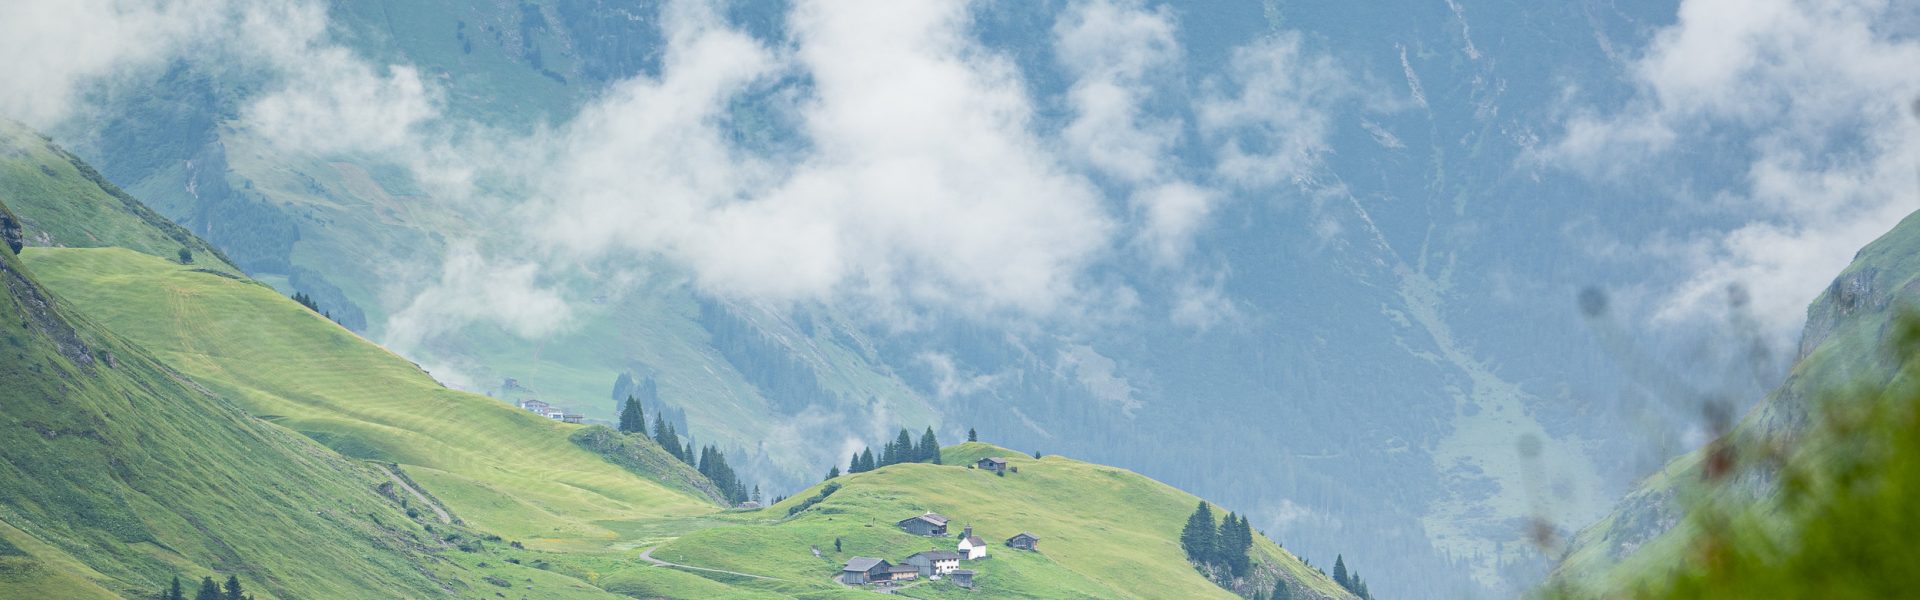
[[964, 536, 985, 546], [1009, 532, 1039, 541], [843, 557, 887, 572], [910, 550, 963, 561], [900, 512, 948, 526], [980, 457, 1007, 465], [888, 565, 919, 573]]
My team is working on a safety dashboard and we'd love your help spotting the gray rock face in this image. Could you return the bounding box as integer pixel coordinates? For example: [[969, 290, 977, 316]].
[[1, 204, 22, 254]]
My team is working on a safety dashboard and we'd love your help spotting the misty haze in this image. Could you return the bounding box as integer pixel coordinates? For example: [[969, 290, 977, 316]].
[[1, 1, 1917, 599]]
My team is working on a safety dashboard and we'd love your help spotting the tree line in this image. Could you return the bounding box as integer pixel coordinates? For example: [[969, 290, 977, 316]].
[[619, 396, 750, 504], [154, 574, 250, 600], [836, 427, 941, 477], [1179, 501, 1255, 578]]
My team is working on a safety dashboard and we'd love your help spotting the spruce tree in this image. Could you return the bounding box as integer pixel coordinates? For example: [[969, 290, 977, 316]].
[[834, 537, 842, 552], [920, 427, 941, 463], [166, 576, 185, 600], [618, 396, 645, 434], [222, 575, 244, 600], [193, 576, 220, 600], [827, 465, 840, 479], [967, 427, 977, 442], [859, 447, 875, 472], [848, 451, 863, 474], [1332, 555, 1348, 589], [1179, 501, 1217, 566], [892, 429, 913, 465], [1271, 578, 1291, 600]]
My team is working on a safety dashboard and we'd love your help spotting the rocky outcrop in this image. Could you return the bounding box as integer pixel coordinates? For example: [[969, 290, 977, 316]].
[[1, 199, 22, 254]]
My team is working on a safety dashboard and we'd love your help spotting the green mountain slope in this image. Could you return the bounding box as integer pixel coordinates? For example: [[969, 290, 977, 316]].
[[0, 120, 237, 274], [642, 443, 1358, 600], [0, 205, 469, 598], [1555, 209, 1920, 587], [22, 247, 720, 548]]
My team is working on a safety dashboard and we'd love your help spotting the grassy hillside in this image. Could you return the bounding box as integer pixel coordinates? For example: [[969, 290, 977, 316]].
[[641, 443, 1357, 600], [1554, 209, 1920, 589], [0, 120, 237, 274], [23, 247, 719, 549], [0, 211, 469, 598]]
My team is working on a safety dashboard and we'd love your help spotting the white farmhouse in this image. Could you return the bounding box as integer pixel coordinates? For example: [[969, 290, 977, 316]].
[[956, 524, 988, 560]]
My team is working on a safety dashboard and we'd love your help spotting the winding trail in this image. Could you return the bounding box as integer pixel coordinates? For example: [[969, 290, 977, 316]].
[[380, 465, 451, 524], [639, 546, 786, 581]]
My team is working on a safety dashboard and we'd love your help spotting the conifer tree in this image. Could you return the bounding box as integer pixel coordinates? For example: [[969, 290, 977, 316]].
[[859, 447, 875, 472], [920, 427, 941, 463], [827, 465, 840, 479], [222, 575, 244, 600], [193, 576, 220, 600], [618, 396, 645, 434], [848, 452, 863, 474], [834, 537, 842, 552], [1332, 555, 1348, 589], [967, 427, 977, 442], [165, 576, 185, 600], [1179, 501, 1218, 566], [897, 429, 914, 463], [752, 485, 761, 503], [1271, 578, 1291, 600]]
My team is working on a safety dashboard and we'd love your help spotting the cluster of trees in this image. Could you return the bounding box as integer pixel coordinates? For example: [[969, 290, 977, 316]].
[[288, 291, 342, 325], [619, 397, 750, 504], [843, 427, 941, 475], [154, 575, 251, 600], [1331, 555, 1374, 600], [1179, 502, 1255, 578]]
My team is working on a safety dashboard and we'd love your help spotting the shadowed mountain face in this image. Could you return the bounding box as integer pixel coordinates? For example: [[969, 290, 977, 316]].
[[29, 1, 1901, 597]]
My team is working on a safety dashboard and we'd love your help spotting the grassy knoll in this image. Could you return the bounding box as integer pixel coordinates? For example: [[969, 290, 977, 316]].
[[23, 247, 718, 549], [0, 120, 237, 274], [648, 442, 1357, 600]]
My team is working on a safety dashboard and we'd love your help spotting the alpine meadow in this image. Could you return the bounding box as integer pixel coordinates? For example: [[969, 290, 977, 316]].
[[2, 1, 1919, 599]]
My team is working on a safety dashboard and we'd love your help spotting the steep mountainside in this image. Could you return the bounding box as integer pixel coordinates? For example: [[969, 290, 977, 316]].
[[0, 120, 237, 274], [41, 3, 1734, 595], [1555, 209, 1920, 586], [22, 247, 720, 547], [0, 200, 470, 599]]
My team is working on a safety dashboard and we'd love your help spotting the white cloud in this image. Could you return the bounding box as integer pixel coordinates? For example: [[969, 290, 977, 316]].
[[383, 242, 575, 353], [1197, 32, 1349, 188], [1055, 343, 1143, 416], [1546, 0, 1920, 335], [1054, 0, 1182, 183], [523, 0, 1119, 321]]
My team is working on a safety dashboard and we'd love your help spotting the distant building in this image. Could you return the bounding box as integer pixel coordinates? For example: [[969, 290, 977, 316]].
[[976, 457, 1007, 473], [1006, 532, 1040, 551], [518, 399, 553, 413], [560, 414, 584, 424], [956, 525, 987, 560], [735, 500, 762, 510], [886, 565, 919, 582], [903, 550, 962, 577], [898, 512, 949, 536], [950, 569, 976, 589], [840, 557, 892, 585]]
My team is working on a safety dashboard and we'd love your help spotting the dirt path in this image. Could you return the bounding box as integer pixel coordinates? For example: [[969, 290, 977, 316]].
[[639, 546, 785, 581], [380, 465, 451, 524]]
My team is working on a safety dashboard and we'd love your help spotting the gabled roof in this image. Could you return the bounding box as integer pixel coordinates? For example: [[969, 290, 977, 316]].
[[843, 557, 888, 572], [909, 550, 962, 561], [899, 512, 948, 526], [887, 565, 919, 573], [962, 536, 985, 546], [979, 457, 1007, 465], [1008, 532, 1039, 541]]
